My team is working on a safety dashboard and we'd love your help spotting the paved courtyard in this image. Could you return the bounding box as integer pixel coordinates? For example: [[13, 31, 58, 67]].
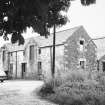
[[0, 80, 57, 105]]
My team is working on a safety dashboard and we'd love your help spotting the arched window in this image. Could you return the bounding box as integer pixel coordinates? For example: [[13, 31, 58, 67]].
[[29, 45, 34, 60]]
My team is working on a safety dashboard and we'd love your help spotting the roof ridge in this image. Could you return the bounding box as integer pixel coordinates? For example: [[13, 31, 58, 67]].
[[35, 25, 83, 40], [92, 37, 105, 40], [24, 25, 83, 40], [0, 25, 83, 49], [50, 25, 83, 34]]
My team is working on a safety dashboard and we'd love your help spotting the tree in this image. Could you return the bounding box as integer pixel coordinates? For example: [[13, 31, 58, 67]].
[[0, 0, 96, 77], [0, 0, 95, 44]]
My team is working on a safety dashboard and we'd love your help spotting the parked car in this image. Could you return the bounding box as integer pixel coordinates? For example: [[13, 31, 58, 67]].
[[0, 70, 7, 82]]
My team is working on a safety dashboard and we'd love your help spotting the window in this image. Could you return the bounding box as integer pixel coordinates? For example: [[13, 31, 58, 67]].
[[3, 51, 6, 62], [80, 61, 85, 69], [38, 62, 42, 75], [103, 62, 105, 72], [38, 48, 41, 54], [30, 45, 34, 60], [80, 40, 84, 45], [10, 63, 13, 74], [38, 62, 42, 70], [10, 52, 12, 56], [80, 40, 84, 51], [22, 63, 27, 72], [23, 51, 25, 56], [97, 60, 99, 71]]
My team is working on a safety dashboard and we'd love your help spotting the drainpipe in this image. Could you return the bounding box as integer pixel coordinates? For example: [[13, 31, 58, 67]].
[[8, 52, 10, 78], [16, 51, 17, 79], [50, 47, 53, 75]]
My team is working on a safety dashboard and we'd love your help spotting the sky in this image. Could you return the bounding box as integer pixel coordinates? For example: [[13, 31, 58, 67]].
[[58, 0, 105, 38], [0, 0, 105, 47]]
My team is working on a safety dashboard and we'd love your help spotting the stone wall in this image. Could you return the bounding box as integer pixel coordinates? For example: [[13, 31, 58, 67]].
[[0, 27, 98, 80], [9, 51, 25, 79], [98, 55, 105, 72], [0, 46, 9, 73], [40, 45, 64, 80], [24, 39, 38, 79], [64, 27, 97, 72]]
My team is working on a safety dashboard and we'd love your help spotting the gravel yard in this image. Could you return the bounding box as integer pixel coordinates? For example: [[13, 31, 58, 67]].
[[0, 80, 57, 105]]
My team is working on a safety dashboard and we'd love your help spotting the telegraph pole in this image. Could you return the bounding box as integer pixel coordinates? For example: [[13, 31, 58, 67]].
[[52, 23, 56, 78], [52, 10, 56, 78]]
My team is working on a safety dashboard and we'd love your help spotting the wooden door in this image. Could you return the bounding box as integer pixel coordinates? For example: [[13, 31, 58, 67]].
[[21, 63, 26, 79]]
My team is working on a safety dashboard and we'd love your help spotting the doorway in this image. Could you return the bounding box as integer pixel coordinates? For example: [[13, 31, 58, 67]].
[[102, 62, 105, 72], [21, 63, 27, 79], [38, 62, 42, 80]]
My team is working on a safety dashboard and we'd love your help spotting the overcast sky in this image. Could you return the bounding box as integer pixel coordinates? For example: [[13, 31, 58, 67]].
[[0, 0, 105, 47], [58, 0, 105, 38]]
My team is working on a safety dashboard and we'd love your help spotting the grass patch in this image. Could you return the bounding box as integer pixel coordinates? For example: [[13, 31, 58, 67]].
[[38, 70, 105, 105]]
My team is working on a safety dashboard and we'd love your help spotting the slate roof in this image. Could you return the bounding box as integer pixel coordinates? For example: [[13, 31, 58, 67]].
[[0, 25, 85, 51], [93, 37, 105, 60], [2, 38, 30, 52], [35, 25, 82, 47], [1, 25, 105, 61]]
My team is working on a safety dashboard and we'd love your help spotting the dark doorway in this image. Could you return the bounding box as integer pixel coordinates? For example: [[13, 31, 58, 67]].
[[21, 63, 27, 79], [103, 62, 105, 72], [38, 62, 42, 80]]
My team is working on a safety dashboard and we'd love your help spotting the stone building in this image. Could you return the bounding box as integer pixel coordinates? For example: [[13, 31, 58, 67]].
[[0, 26, 97, 79], [0, 43, 25, 79], [0, 44, 11, 76], [93, 38, 105, 72]]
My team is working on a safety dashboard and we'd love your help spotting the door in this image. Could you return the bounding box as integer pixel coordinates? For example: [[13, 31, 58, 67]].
[[21, 63, 27, 79], [10, 63, 13, 78], [102, 62, 105, 72], [38, 62, 42, 80]]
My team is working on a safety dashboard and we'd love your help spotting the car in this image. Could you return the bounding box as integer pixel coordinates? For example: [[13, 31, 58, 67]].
[[0, 70, 7, 82]]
